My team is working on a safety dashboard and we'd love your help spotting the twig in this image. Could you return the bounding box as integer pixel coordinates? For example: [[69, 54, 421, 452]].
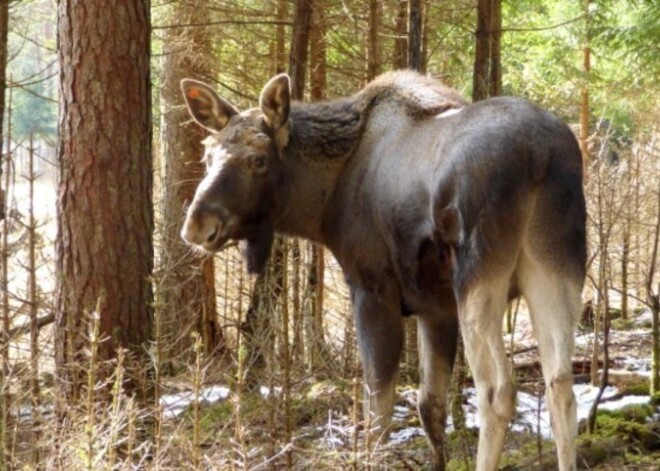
[[0, 313, 54, 341]]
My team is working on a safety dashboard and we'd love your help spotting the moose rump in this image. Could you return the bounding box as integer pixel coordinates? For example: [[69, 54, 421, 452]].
[[179, 71, 586, 471]]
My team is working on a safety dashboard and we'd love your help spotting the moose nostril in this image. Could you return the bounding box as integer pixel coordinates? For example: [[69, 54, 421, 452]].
[[206, 224, 219, 244]]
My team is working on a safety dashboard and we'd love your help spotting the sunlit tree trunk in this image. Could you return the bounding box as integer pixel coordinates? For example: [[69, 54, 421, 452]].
[[158, 1, 224, 364], [55, 0, 153, 402]]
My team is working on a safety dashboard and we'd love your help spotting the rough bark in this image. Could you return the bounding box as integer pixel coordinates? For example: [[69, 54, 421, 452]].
[[158, 0, 223, 364], [55, 0, 153, 401]]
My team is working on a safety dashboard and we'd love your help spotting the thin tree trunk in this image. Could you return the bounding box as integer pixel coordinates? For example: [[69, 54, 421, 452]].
[[473, 0, 501, 101], [308, 7, 328, 366], [489, 0, 502, 96], [408, 0, 422, 71], [366, 0, 382, 81], [579, 0, 591, 168], [55, 0, 153, 402], [0, 0, 9, 221], [420, 0, 429, 74], [621, 224, 630, 320], [310, 1, 326, 100], [393, 0, 407, 69], [647, 182, 660, 394], [473, 0, 491, 101], [0, 86, 10, 470], [275, 0, 288, 74], [158, 0, 224, 364], [289, 0, 313, 100]]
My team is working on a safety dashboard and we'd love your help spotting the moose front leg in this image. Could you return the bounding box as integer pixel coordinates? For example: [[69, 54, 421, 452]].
[[350, 286, 404, 438]]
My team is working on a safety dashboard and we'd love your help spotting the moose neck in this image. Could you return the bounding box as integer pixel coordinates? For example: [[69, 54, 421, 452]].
[[271, 97, 366, 243]]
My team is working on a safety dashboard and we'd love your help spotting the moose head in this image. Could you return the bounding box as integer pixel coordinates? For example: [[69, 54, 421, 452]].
[[179, 75, 291, 273]]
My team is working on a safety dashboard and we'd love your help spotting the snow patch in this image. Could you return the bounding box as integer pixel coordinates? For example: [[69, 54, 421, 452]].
[[159, 385, 230, 419]]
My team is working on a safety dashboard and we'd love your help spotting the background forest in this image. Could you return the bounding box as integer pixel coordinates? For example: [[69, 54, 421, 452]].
[[1, 0, 659, 469]]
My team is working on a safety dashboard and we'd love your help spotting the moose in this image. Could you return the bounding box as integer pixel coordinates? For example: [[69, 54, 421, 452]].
[[180, 71, 586, 471]]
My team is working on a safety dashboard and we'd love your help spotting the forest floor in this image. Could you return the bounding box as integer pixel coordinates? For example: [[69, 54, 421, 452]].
[[157, 307, 660, 470]]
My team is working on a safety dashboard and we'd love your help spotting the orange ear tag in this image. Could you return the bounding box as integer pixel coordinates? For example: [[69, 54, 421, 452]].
[[188, 87, 200, 99]]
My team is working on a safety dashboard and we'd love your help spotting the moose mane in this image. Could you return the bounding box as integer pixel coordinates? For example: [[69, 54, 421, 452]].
[[286, 71, 468, 162]]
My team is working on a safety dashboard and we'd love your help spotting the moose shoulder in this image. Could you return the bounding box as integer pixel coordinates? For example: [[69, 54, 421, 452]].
[[180, 71, 586, 471]]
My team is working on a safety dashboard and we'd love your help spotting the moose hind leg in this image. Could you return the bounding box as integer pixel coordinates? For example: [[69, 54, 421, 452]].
[[352, 287, 404, 436], [417, 313, 458, 471], [458, 278, 516, 471], [520, 260, 582, 471]]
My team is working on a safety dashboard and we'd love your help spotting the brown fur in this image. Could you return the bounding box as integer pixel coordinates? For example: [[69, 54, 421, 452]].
[[180, 71, 586, 471]]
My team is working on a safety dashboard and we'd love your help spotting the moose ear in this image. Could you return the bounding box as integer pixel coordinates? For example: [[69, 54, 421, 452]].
[[259, 74, 291, 131], [181, 79, 239, 133]]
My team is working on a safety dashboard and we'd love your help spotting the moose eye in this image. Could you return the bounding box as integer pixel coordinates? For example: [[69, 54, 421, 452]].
[[251, 155, 267, 170]]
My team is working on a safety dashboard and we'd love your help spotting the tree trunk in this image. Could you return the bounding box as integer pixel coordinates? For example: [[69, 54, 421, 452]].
[[489, 0, 502, 96], [289, 0, 313, 100], [55, 0, 153, 402], [621, 224, 630, 320], [408, 0, 422, 72], [0, 0, 9, 221], [275, 0, 288, 74], [310, 1, 326, 100], [648, 184, 660, 394], [366, 0, 381, 81], [579, 0, 591, 168], [473, 0, 501, 101], [158, 0, 224, 365], [308, 2, 329, 373], [393, 0, 407, 70]]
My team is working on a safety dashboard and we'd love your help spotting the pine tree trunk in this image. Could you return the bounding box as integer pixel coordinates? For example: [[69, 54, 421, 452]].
[[308, 5, 329, 372], [408, 0, 422, 72], [648, 185, 660, 394], [289, 0, 313, 100], [158, 1, 224, 364], [366, 0, 381, 81], [0, 0, 8, 220], [473, 0, 491, 101], [55, 0, 153, 401], [310, 1, 326, 100], [489, 0, 502, 96], [579, 0, 591, 168], [393, 0, 407, 70], [275, 0, 288, 74], [473, 0, 501, 101]]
